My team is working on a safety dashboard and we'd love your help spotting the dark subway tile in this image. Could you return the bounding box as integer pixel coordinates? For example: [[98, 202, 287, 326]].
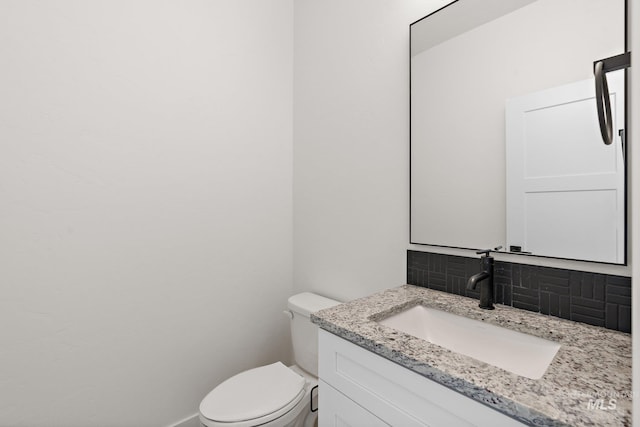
[[406, 250, 629, 333], [465, 288, 480, 301], [519, 266, 538, 289], [594, 277, 606, 302], [429, 272, 447, 292], [494, 261, 512, 283], [448, 276, 466, 296], [540, 292, 550, 315], [571, 304, 606, 320], [581, 281, 594, 299], [571, 313, 606, 328], [503, 284, 512, 306], [495, 283, 504, 305], [512, 290, 539, 308], [429, 253, 447, 274], [512, 265, 523, 288], [559, 296, 571, 318], [513, 286, 539, 299], [571, 297, 605, 311], [411, 251, 428, 269], [607, 284, 632, 296], [549, 294, 560, 317], [512, 300, 540, 313], [446, 256, 467, 278], [619, 305, 631, 333], [539, 282, 570, 296], [607, 293, 632, 306], [606, 303, 619, 331], [569, 271, 582, 296], [539, 268, 569, 284], [607, 276, 632, 288]]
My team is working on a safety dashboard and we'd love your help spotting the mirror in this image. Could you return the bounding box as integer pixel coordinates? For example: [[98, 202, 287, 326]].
[[410, 0, 627, 264]]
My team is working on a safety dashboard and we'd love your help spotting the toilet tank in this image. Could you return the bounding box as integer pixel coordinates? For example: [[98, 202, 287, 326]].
[[287, 292, 340, 376]]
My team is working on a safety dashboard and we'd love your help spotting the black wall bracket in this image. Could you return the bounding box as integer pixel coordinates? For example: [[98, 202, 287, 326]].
[[593, 52, 631, 146]]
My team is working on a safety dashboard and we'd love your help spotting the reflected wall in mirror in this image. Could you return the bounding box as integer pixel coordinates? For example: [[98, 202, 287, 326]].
[[410, 0, 627, 264]]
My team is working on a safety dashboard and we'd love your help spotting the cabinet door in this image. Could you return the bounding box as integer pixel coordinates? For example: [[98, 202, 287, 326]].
[[319, 380, 389, 427], [319, 330, 526, 427]]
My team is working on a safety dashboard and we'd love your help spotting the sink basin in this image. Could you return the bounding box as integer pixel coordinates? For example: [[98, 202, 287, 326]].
[[377, 305, 560, 379]]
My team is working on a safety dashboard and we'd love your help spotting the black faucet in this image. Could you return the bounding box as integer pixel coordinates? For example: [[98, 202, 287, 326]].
[[467, 249, 496, 310]]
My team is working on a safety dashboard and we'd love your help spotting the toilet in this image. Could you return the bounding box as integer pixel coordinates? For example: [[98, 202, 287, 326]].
[[199, 292, 340, 427]]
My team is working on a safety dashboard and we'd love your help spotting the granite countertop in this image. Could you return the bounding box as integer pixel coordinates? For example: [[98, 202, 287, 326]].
[[311, 285, 631, 427]]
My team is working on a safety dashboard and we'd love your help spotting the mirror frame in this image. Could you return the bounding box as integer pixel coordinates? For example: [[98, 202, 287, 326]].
[[409, 0, 629, 265]]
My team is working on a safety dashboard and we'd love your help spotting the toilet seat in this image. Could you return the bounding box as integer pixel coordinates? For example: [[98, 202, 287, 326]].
[[200, 362, 307, 427]]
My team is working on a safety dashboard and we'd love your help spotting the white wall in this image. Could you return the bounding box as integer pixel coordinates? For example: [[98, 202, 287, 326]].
[[293, 0, 452, 301], [0, 2, 293, 426]]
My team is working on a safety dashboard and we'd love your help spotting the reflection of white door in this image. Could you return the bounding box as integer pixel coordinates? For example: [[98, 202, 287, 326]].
[[505, 71, 625, 263]]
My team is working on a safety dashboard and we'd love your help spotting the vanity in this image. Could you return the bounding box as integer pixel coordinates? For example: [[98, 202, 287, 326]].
[[311, 285, 631, 426]]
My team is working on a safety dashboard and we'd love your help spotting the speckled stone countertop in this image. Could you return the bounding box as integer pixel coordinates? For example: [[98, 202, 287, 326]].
[[311, 285, 631, 427]]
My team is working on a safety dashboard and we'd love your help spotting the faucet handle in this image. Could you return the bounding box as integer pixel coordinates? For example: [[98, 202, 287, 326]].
[[476, 246, 503, 257]]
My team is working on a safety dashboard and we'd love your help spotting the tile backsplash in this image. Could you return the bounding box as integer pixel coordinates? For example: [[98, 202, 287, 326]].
[[407, 250, 631, 333]]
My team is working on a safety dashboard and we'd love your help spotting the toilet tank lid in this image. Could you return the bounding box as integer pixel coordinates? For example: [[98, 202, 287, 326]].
[[287, 292, 340, 318]]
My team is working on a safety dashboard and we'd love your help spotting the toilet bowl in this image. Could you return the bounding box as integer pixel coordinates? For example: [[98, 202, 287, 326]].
[[199, 293, 340, 427], [199, 363, 317, 427]]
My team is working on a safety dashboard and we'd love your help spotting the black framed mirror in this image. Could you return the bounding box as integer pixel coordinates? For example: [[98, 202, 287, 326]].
[[410, 0, 629, 264]]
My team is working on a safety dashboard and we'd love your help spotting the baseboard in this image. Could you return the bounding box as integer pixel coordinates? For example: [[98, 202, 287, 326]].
[[168, 413, 200, 427]]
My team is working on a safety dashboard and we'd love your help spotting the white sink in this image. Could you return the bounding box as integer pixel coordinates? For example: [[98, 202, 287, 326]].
[[377, 305, 560, 379]]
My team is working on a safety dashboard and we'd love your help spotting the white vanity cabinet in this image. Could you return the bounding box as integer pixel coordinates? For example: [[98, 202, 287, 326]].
[[318, 329, 526, 427]]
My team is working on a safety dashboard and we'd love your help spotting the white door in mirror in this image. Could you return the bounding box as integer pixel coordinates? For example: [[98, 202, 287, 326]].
[[505, 71, 625, 263]]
